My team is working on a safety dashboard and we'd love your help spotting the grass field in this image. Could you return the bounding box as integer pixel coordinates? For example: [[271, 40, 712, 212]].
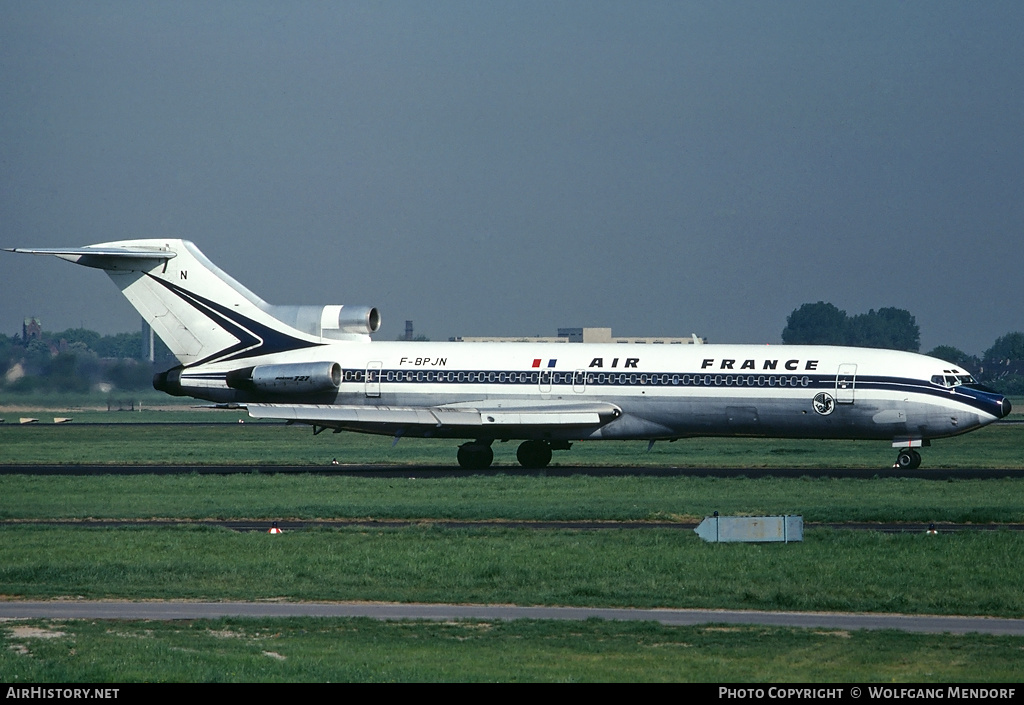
[[2, 405, 1022, 682], [4, 618, 1022, 683], [2, 473, 1023, 523], [2, 525, 1023, 616]]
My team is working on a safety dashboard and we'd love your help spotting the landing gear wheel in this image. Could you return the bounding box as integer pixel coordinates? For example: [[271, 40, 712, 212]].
[[457, 442, 494, 470], [516, 440, 553, 469], [895, 448, 922, 469]]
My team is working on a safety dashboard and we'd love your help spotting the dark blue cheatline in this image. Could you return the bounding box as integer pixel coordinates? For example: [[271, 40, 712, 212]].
[[174, 366, 1008, 418]]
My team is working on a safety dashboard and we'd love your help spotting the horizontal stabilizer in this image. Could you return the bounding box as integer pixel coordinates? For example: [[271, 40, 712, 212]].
[[3, 246, 175, 269], [5, 246, 175, 258]]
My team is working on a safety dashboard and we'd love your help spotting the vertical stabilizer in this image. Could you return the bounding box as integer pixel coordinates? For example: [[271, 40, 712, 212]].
[[6, 239, 322, 365]]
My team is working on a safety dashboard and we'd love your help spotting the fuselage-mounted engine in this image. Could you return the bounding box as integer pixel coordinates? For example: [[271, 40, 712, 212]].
[[265, 304, 380, 340], [225, 361, 342, 394]]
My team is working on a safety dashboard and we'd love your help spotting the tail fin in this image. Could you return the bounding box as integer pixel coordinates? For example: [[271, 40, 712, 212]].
[[6, 239, 336, 366]]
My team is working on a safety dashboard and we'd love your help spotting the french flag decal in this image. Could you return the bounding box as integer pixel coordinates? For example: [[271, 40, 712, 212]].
[[531, 359, 557, 368]]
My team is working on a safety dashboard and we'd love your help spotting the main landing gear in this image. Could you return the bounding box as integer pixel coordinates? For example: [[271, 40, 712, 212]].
[[894, 448, 922, 469], [457, 442, 493, 470], [456, 440, 565, 469], [516, 440, 552, 469]]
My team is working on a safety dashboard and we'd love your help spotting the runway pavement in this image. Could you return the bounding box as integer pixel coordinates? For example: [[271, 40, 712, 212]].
[[2, 600, 1023, 635], [1, 463, 1022, 478], [3, 518, 1023, 532]]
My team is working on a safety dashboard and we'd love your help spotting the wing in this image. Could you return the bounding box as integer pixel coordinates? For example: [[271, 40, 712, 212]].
[[246, 399, 621, 436]]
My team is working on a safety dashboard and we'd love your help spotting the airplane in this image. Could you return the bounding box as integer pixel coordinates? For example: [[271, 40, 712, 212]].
[[5, 239, 1012, 469]]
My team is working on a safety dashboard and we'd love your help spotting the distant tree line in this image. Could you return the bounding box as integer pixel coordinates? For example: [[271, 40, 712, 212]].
[[0, 328, 175, 394], [782, 302, 1024, 394], [782, 302, 921, 351], [964, 332, 1024, 395]]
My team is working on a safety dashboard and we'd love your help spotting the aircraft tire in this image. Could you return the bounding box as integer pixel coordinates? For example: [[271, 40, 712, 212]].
[[896, 449, 922, 470], [457, 443, 493, 470], [517, 440, 552, 469]]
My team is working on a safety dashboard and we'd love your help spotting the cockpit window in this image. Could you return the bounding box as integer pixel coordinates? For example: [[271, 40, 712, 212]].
[[931, 374, 977, 388]]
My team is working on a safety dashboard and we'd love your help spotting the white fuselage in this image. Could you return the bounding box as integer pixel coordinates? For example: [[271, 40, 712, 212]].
[[176, 340, 1008, 444]]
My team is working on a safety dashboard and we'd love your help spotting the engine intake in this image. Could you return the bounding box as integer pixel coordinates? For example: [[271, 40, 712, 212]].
[[266, 304, 380, 339], [226, 361, 342, 394]]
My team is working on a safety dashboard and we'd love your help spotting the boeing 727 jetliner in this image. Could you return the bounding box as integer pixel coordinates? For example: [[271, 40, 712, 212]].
[[6, 240, 1011, 469]]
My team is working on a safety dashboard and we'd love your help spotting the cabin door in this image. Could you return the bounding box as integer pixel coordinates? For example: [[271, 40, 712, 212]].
[[365, 361, 382, 398], [573, 369, 587, 394], [835, 363, 857, 404], [539, 369, 552, 394]]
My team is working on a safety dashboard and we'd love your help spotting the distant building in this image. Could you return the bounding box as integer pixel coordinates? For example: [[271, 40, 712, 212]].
[[142, 319, 155, 362], [22, 317, 42, 342], [399, 320, 431, 342], [450, 327, 705, 344]]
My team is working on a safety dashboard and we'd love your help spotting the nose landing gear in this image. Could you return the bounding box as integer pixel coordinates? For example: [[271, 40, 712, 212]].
[[894, 448, 922, 469]]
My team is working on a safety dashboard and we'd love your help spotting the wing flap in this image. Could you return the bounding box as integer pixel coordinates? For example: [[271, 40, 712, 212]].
[[247, 400, 620, 429]]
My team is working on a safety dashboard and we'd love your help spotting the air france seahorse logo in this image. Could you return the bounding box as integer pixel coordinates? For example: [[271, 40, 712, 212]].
[[813, 392, 836, 416]]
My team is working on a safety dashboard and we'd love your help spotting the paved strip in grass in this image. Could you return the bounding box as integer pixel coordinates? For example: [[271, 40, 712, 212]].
[[3, 600, 1024, 636], [3, 518, 1024, 532], [3, 463, 1023, 478]]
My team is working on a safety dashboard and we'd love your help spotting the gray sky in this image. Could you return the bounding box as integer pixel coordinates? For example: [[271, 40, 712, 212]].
[[2, 1, 1022, 356]]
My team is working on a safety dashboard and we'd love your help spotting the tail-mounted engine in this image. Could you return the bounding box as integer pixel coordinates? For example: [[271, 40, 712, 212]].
[[154, 361, 343, 397], [225, 361, 342, 394], [265, 304, 380, 340]]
